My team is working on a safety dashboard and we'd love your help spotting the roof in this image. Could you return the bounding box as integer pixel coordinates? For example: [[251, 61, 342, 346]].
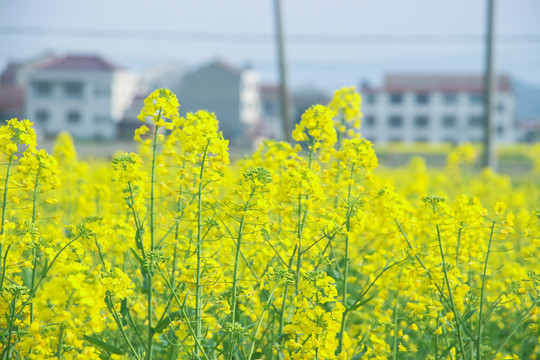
[[0, 85, 24, 111], [363, 73, 512, 94], [0, 63, 22, 85], [189, 59, 241, 76], [517, 119, 540, 130], [36, 55, 121, 72], [261, 84, 280, 94]]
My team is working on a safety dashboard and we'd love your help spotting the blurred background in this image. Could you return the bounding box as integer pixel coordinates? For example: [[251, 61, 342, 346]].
[[1, 0, 539, 164]]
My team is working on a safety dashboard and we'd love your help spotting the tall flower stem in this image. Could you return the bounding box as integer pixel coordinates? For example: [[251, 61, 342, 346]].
[[436, 225, 467, 359], [338, 165, 355, 353], [476, 219, 496, 360], [294, 143, 315, 296], [195, 140, 210, 358], [147, 119, 160, 360], [228, 188, 255, 360], [248, 282, 279, 360], [30, 160, 42, 323], [0, 153, 14, 291]]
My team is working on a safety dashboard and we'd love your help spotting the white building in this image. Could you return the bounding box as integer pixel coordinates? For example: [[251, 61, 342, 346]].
[[360, 74, 516, 144], [179, 60, 261, 141], [25, 55, 138, 140]]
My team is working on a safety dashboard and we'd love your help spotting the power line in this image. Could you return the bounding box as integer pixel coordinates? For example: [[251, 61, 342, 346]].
[[1, 26, 540, 44]]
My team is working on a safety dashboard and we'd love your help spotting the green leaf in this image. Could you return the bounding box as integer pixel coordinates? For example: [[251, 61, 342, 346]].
[[349, 294, 376, 312], [166, 344, 178, 360], [120, 298, 129, 327], [135, 230, 143, 250], [41, 258, 49, 277], [153, 311, 182, 334], [439, 342, 456, 359], [462, 308, 478, 323], [351, 345, 368, 360], [84, 335, 124, 355], [130, 248, 144, 266]]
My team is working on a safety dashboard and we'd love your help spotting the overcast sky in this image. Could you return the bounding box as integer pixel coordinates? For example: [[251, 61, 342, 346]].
[[1, 0, 539, 91]]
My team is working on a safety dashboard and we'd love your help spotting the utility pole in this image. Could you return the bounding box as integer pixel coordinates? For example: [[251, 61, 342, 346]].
[[482, 0, 497, 170], [273, 0, 292, 142]]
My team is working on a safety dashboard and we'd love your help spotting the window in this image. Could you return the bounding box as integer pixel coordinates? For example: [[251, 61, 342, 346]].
[[497, 103, 505, 113], [94, 115, 109, 124], [388, 115, 403, 128], [33, 81, 52, 97], [389, 93, 403, 105], [365, 115, 376, 127], [497, 125, 505, 135], [468, 116, 483, 127], [64, 82, 83, 98], [443, 137, 456, 143], [94, 83, 110, 97], [67, 111, 81, 124], [415, 137, 429, 143], [35, 109, 49, 123], [366, 94, 376, 104], [263, 101, 275, 116], [442, 116, 456, 128], [414, 116, 429, 128], [470, 94, 483, 104], [442, 93, 457, 104], [415, 94, 429, 105]]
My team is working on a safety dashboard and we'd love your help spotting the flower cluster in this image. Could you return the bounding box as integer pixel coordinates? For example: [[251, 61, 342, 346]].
[[328, 86, 362, 131], [137, 88, 180, 128], [292, 104, 337, 152], [1, 88, 538, 360]]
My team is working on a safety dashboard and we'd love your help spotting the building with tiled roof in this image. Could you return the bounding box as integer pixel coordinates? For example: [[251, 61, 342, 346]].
[[360, 73, 516, 144], [25, 55, 138, 139], [0, 53, 56, 119], [179, 59, 261, 141]]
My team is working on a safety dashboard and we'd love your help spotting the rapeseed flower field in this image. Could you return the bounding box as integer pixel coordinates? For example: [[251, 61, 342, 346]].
[[0, 87, 538, 359]]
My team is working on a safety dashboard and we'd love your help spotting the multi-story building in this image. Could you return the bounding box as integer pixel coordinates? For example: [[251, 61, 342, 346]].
[[360, 74, 516, 144], [0, 53, 56, 120], [179, 60, 261, 141], [25, 55, 138, 139]]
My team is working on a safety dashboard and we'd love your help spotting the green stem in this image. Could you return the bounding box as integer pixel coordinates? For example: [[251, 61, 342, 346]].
[[106, 293, 142, 360], [29, 248, 38, 323], [156, 266, 211, 360], [2, 297, 17, 359], [435, 315, 440, 360], [436, 225, 467, 360], [30, 161, 42, 323], [395, 219, 450, 306], [195, 139, 210, 358], [150, 114, 160, 250], [228, 188, 255, 360], [392, 279, 400, 360], [147, 120, 160, 360], [492, 301, 537, 359], [56, 323, 65, 359], [294, 193, 303, 296], [0, 153, 14, 291], [230, 188, 255, 325], [248, 282, 279, 360], [476, 219, 496, 360], [455, 223, 463, 267], [13, 234, 83, 321], [307, 139, 315, 169], [338, 165, 355, 353]]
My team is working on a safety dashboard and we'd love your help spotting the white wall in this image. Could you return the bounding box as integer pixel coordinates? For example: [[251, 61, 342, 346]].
[[361, 91, 516, 144], [26, 69, 138, 140]]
